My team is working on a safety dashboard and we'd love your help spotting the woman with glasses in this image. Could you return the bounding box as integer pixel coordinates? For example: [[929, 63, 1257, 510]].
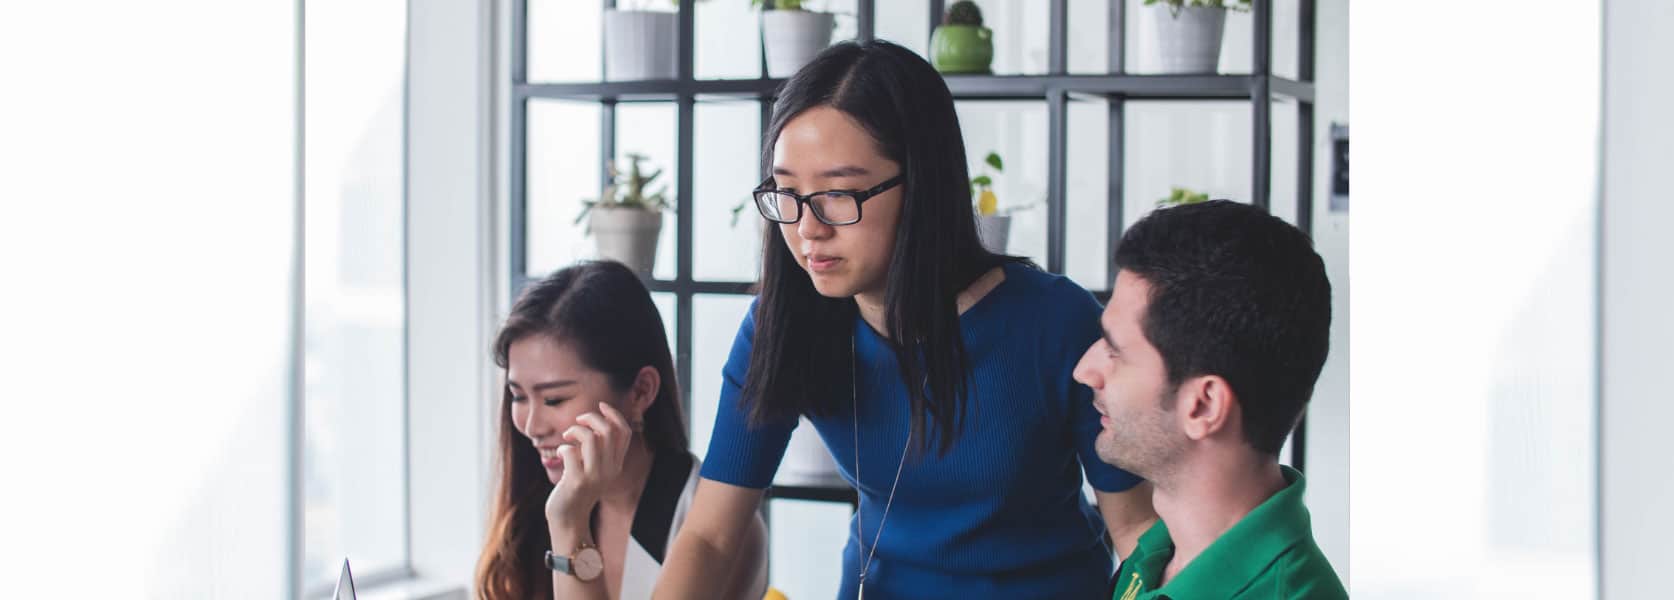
[[654, 40, 1157, 599]]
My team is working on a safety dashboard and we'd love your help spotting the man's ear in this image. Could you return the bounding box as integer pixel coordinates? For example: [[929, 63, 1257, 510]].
[[1178, 375, 1237, 441]]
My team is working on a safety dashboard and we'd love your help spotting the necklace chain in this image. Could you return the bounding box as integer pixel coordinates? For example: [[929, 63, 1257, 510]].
[[853, 331, 912, 596]]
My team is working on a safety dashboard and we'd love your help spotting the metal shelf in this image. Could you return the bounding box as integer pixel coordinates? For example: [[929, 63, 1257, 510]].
[[511, 274, 756, 297], [509, 0, 1321, 504], [517, 74, 1314, 104], [768, 483, 859, 507]]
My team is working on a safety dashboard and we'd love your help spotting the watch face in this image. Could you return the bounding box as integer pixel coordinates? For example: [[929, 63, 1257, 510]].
[[573, 547, 604, 582]]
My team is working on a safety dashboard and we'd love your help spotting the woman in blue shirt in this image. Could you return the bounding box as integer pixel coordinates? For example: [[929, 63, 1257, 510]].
[[655, 40, 1157, 599]]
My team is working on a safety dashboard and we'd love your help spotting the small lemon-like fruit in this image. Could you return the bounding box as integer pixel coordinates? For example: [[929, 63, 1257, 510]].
[[978, 189, 998, 216]]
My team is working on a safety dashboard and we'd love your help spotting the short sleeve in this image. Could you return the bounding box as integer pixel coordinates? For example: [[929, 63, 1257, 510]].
[[698, 300, 798, 489]]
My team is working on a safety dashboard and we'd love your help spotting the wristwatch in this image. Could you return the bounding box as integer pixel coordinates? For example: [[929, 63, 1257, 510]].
[[545, 542, 604, 582]]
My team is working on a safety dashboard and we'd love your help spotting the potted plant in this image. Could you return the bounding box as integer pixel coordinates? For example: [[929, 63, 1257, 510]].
[[752, 0, 836, 78], [930, 1, 993, 74], [971, 151, 1023, 254], [603, 0, 680, 81], [1142, 0, 1250, 74], [576, 153, 671, 275], [1156, 186, 1210, 207]]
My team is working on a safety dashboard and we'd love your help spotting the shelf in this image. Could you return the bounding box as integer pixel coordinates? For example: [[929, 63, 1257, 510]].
[[646, 279, 755, 295], [513, 273, 757, 296], [510, 0, 1322, 491], [768, 483, 858, 505], [521, 78, 779, 103], [517, 74, 1315, 104]]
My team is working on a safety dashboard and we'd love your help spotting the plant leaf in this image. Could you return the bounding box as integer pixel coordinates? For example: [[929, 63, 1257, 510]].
[[985, 152, 1003, 172], [730, 200, 749, 228], [575, 200, 596, 225]]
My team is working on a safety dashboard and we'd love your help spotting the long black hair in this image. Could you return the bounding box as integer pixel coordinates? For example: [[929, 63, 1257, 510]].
[[744, 39, 1023, 456], [492, 260, 688, 456], [479, 261, 689, 600]]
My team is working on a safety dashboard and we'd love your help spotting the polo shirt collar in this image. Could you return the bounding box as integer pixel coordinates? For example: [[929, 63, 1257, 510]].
[[1140, 466, 1313, 599]]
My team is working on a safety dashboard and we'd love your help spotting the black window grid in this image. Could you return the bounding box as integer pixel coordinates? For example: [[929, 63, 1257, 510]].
[[508, 0, 1318, 503]]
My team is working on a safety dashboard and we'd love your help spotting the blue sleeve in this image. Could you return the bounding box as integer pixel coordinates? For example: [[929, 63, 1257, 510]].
[[698, 300, 798, 489], [1056, 281, 1145, 493]]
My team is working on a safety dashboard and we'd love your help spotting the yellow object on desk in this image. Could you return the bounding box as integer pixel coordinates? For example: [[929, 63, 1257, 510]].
[[763, 586, 788, 600]]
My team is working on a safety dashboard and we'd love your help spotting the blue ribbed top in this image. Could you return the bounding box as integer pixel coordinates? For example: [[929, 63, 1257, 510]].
[[701, 262, 1142, 598]]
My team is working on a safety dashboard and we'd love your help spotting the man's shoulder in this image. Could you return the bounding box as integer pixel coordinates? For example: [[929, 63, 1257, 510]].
[[1236, 539, 1347, 600]]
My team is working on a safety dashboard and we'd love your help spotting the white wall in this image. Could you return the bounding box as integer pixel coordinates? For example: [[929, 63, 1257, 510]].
[[1600, 1, 1674, 598], [0, 1, 298, 597], [1353, 2, 1600, 597], [1303, 0, 1350, 585]]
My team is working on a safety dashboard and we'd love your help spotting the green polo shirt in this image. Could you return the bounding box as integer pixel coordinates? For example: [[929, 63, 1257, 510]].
[[1110, 466, 1346, 600]]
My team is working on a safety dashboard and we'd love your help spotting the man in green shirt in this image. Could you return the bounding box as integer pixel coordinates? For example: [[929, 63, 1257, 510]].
[[1073, 201, 1347, 599]]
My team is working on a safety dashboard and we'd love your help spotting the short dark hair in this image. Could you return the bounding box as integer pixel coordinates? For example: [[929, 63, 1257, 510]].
[[1114, 200, 1332, 455]]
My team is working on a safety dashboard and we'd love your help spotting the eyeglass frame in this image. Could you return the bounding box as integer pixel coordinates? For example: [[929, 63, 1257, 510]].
[[751, 174, 904, 226]]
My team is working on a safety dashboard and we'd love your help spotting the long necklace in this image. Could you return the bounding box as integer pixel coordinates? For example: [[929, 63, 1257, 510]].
[[853, 332, 912, 600]]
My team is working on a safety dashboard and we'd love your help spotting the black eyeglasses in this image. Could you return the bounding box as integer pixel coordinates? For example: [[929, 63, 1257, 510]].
[[752, 175, 903, 226]]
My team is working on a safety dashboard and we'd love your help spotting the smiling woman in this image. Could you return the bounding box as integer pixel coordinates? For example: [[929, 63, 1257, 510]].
[[479, 261, 766, 600]]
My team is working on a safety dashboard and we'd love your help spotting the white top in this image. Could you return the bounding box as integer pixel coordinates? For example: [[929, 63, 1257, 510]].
[[617, 452, 766, 600]]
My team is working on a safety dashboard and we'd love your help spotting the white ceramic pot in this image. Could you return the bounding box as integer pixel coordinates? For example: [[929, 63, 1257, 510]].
[[604, 10, 679, 81], [976, 214, 1011, 255], [774, 418, 845, 486], [588, 206, 664, 275], [761, 10, 835, 78], [1147, 5, 1227, 74]]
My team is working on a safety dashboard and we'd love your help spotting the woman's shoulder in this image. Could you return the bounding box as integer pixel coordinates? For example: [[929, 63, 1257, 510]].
[[993, 262, 1102, 317]]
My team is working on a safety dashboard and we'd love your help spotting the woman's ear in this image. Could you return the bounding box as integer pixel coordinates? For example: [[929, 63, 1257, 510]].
[[628, 366, 660, 423]]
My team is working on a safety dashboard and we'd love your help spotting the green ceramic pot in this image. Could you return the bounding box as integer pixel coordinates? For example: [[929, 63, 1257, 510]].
[[930, 25, 993, 74]]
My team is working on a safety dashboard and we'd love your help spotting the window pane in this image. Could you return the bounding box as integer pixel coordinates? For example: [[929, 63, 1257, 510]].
[[769, 499, 850, 598], [1271, 0, 1301, 80], [875, 0, 931, 58], [696, 0, 761, 80], [614, 102, 679, 281], [1, 1, 298, 595], [303, 0, 408, 590], [1066, 0, 1110, 74], [1119, 0, 1298, 76], [694, 99, 763, 282], [1065, 96, 1110, 291], [828, 0, 861, 48], [1077, 0, 1302, 76], [1060, 101, 1299, 289], [527, 99, 602, 277], [959, 0, 1050, 75], [956, 100, 1048, 267], [1268, 98, 1301, 226], [883, 0, 1051, 75], [691, 294, 754, 460], [528, 0, 602, 82], [653, 291, 677, 362], [1122, 101, 1252, 231]]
